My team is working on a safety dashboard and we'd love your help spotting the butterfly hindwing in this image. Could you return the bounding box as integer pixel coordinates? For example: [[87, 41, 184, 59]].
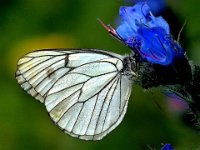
[[16, 49, 133, 140]]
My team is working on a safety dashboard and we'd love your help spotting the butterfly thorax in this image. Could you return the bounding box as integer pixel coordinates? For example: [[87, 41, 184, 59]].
[[121, 55, 138, 80]]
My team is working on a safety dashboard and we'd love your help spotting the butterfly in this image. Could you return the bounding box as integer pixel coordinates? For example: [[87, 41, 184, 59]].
[[15, 21, 138, 141], [16, 48, 138, 140]]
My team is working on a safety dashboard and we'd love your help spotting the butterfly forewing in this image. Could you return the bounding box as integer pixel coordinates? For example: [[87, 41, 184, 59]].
[[16, 49, 133, 140], [16, 51, 71, 102]]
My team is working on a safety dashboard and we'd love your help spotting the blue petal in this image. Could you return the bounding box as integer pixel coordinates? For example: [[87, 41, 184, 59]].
[[116, 3, 169, 36], [137, 27, 184, 65], [161, 144, 174, 150], [117, 21, 135, 40], [135, 0, 166, 16], [137, 27, 174, 65], [149, 16, 170, 34], [147, 0, 166, 16]]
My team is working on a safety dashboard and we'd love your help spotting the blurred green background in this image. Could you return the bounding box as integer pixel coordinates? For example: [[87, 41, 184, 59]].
[[0, 0, 200, 149]]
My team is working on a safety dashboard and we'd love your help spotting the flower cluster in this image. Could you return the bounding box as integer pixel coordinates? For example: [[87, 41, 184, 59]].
[[116, 2, 184, 65]]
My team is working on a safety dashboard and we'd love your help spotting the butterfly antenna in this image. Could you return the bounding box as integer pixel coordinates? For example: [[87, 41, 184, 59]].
[[98, 18, 136, 51], [177, 19, 187, 43], [97, 18, 122, 41]]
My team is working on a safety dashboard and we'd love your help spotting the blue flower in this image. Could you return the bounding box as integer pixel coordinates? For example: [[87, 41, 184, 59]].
[[161, 144, 174, 150], [116, 2, 184, 65]]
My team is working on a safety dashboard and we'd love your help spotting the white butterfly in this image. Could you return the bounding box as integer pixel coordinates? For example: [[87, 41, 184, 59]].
[[16, 48, 137, 140]]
